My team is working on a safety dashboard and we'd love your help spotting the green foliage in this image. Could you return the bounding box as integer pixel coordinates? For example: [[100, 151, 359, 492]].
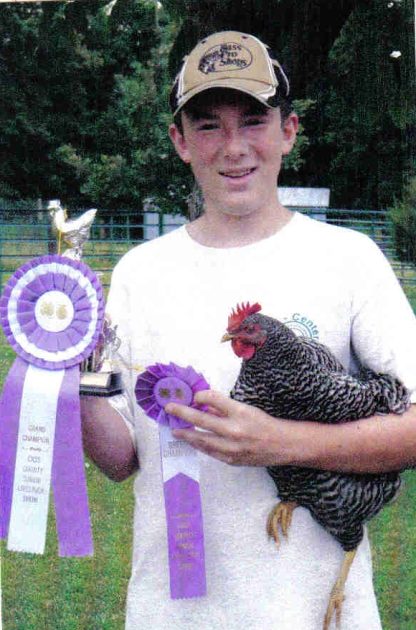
[[390, 175, 416, 263], [0, 1, 187, 213], [0, 0, 414, 213], [283, 99, 316, 173], [56, 49, 190, 211], [322, 0, 415, 208]]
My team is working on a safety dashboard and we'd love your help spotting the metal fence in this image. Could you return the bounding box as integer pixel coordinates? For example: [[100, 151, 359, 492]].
[[0, 207, 415, 293]]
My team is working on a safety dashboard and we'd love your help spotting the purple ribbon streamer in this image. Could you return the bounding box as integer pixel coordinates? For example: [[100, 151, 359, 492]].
[[52, 366, 93, 556], [136, 363, 209, 598], [0, 358, 27, 539], [164, 473, 206, 599], [0, 254, 103, 556], [0, 360, 92, 555]]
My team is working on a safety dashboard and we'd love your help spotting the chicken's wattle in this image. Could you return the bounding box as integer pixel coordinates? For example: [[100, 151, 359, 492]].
[[231, 338, 256, 360]]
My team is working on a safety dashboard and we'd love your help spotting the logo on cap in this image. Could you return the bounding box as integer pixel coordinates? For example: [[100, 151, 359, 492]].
[[198, 42, 253, 75]]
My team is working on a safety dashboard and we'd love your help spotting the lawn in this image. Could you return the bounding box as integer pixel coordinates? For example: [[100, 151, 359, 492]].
[[1, 267, 416, 629], [0, 329, 135, 630]]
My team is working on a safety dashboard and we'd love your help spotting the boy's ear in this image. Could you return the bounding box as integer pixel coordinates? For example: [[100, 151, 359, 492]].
[[169, 123, 191, 164], [281, 112, 299, 156]]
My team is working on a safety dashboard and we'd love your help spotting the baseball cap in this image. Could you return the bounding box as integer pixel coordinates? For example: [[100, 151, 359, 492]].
[[170, 31, 290, 116]]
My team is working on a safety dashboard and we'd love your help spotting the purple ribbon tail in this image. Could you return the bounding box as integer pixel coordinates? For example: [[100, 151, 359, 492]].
[[164, 473, 206, 599], [52, 366, 93, 556], [0, 358, 27, 539]]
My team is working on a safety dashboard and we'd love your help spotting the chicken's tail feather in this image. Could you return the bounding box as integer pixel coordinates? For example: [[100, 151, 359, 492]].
[[364, 371, 411, 414]]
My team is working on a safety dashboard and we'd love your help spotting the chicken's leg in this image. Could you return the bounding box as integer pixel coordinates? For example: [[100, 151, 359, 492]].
[[323, 548, 357, 630], [266, 501, 298, 546]]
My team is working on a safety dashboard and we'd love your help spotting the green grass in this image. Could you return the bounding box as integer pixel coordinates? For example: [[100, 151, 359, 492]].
[[370, 472, 416, 629], [0, 328, 134, 630], [404, 286, 416, 313]]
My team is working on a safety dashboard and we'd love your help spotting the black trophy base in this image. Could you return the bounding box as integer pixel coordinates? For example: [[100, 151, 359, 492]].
[[80, 371, 123, 397]]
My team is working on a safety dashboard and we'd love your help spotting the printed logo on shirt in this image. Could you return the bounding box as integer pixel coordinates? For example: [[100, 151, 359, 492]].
[[283, 313, 319, 340]]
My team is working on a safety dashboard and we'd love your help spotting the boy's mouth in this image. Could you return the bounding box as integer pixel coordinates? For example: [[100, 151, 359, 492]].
[[220, 167, 256, 179]]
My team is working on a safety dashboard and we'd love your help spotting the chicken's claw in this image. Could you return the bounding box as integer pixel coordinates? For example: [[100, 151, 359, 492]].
[[266, 501, 298, 546], [323, 587, 344, 630], [323, 548, 357, 630]]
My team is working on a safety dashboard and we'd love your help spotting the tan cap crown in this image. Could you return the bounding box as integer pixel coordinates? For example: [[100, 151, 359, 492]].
[[170, 31, 290, 116]]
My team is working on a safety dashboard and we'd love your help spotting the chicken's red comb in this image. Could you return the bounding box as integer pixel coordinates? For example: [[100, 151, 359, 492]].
[[228, 302, 262, 331]]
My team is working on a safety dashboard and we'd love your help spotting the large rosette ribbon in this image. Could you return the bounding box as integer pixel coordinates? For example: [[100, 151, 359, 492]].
[[0, 255, 104, 556], [135, 362, 209, 599]]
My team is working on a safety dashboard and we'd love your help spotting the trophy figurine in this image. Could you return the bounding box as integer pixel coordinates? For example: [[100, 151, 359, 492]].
[[48, 199, 97, 260], [49, 199, 123, 396]]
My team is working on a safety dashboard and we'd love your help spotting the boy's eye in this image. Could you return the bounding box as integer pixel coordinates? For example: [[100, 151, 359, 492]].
[[197, 122, 219, 131], [244, 117, 266, 126]]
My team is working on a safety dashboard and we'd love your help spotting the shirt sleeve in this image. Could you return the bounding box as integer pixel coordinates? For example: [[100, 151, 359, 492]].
[[105, 260, 138, 452], [350, 237, 416, 403]]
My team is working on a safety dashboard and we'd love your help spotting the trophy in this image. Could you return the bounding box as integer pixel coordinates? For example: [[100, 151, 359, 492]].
[[0, 199, 113, 556], [79, 314, 124, 396], [49, 199, 123, 397]]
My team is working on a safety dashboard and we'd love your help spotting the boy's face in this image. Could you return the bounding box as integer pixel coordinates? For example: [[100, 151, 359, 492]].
[[169, 90, 298, 220]]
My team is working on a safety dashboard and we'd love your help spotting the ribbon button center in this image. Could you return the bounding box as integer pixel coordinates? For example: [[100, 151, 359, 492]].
[[154, 377, 193, 408]]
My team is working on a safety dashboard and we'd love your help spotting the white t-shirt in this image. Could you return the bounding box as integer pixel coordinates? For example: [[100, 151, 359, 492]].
[[107, 212, 416, 629]]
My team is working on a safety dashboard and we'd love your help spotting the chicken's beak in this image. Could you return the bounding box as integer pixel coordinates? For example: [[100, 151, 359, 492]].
[[221, 332, 234, 343]]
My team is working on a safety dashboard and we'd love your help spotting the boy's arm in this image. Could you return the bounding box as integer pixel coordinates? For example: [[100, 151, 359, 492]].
[[167, 390, 416, 473], [81, 396, 139, 482]]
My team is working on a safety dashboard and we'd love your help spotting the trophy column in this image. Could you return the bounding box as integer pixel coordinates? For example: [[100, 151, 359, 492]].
[[48, 199, 123, 397]]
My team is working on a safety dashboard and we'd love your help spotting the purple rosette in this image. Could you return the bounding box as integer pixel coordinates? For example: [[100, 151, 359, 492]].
[[136, 362, 209, 599], [0, 255, 105, 556], [0, 254, 104, 370], [135, 362, 209, 429]]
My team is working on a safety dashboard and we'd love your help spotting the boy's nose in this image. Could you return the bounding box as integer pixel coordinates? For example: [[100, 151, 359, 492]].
[[223, 129, 249, 159]]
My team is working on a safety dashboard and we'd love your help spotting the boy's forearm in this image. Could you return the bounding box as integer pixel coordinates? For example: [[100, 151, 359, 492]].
[[292, 404, 416, 473], [80, 396, 139, 482], [168, 390, 416, 474]]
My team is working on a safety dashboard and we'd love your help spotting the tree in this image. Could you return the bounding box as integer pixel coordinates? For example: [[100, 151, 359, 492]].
[[322, 0, 415, 208], [0, 0, 413, 213], [0, 0, 187, 212]]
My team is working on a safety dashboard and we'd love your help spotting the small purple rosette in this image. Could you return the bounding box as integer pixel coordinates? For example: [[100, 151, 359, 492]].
[[0, 255, 104, 556], [136, 362, 209, 599], [135, 362, 209, 429]]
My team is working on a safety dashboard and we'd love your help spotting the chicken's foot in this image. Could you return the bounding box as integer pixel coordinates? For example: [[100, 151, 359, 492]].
[[323, 548, 357, 630], [266, 501, 298, 546]]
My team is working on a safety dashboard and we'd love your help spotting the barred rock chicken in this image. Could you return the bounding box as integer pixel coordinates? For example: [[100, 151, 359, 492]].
[[222, 302, 410, 630]]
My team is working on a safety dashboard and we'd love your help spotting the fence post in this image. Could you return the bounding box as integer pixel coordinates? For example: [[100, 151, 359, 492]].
[[110, 215, 114, 242]]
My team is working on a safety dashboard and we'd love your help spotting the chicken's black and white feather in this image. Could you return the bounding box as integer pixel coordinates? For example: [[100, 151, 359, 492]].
[[228, 309, 410, 551]]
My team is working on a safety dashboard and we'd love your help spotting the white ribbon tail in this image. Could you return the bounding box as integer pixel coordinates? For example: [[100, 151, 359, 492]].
[[7, 365, 65, 554]]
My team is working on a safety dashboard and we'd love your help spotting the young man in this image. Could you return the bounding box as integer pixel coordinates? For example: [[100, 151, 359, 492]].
[[81, 31, 416, 629]]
